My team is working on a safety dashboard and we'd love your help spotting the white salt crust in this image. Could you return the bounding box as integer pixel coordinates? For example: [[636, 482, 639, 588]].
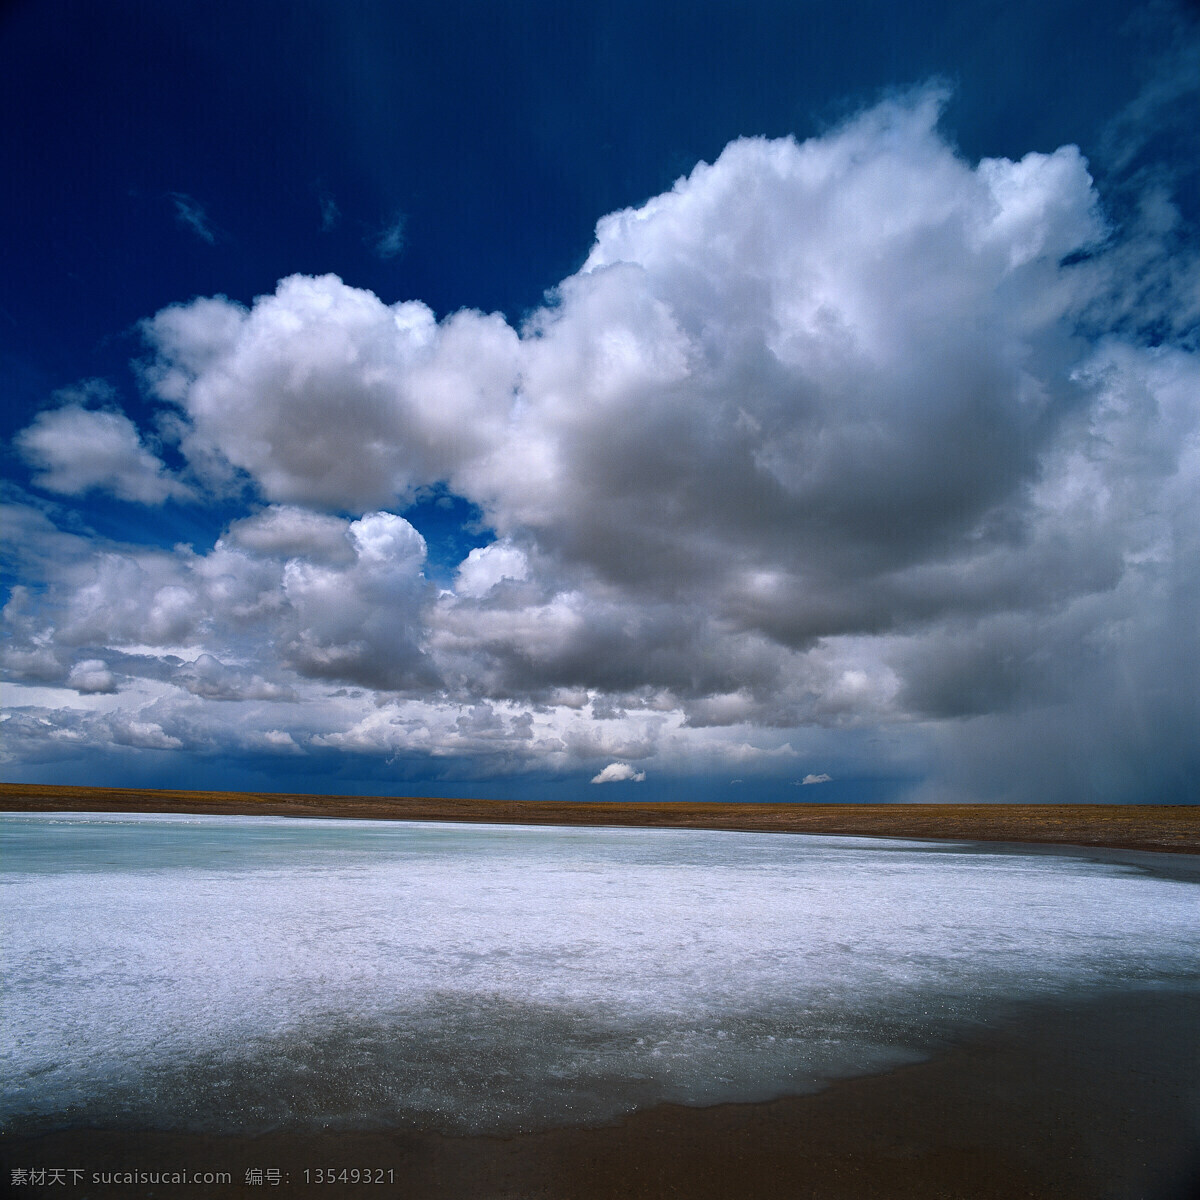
[[2, 814, 1197, 1133]]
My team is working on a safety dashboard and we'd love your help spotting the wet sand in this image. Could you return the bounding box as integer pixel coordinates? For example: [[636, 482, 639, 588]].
[[3, 988, 1199, 1199], [1, 782, 1197, 854]]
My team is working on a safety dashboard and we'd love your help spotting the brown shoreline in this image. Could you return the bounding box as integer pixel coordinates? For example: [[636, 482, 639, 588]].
[[2, 782, 1197, 854], [4, 987, 1199, 1199]]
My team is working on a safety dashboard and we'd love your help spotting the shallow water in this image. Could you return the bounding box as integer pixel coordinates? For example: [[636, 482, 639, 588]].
[[2, 812, 1197, 1135]]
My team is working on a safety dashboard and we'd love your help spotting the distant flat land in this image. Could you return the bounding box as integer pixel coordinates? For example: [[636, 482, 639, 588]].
[[1, 782, 1196, 854]]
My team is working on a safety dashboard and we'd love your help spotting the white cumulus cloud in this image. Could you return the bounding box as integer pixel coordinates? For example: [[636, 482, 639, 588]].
[[591, 762, 647, 783], [454, 541, 530, 598], [17, 400, 188, 504], [66, 659, 117, 694], [140, 273, 519, 511], [4, 85, 1198, 803]]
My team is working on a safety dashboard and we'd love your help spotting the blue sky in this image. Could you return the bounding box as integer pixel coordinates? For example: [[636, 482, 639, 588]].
[[2, 0, 1197, 802]]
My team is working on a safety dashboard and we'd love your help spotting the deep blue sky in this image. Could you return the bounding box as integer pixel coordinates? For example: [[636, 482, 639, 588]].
[[2, 0, 1197, 801], [1, 0, 1172, 428]]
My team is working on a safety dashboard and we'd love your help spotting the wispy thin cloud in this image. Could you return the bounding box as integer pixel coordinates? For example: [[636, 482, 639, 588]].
[[1101, 45, 1199, 175], [317, 187, 340, 232], [372, 211, 406, 260], [170, 193, 216, 244]]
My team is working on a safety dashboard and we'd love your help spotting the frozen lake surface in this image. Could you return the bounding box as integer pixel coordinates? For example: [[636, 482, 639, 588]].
[[2, 812, 1198, 1134]]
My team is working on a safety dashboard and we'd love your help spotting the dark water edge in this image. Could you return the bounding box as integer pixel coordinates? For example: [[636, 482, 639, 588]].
[[3, 986, 1198, 1200]]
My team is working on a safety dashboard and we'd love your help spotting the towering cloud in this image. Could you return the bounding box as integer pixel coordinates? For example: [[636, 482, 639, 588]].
[[6, 89, 1197, 801]]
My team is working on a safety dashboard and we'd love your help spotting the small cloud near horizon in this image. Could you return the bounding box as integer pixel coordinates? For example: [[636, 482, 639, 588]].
[[591, 762, 647, 784], [801, 773, 833, 785]]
